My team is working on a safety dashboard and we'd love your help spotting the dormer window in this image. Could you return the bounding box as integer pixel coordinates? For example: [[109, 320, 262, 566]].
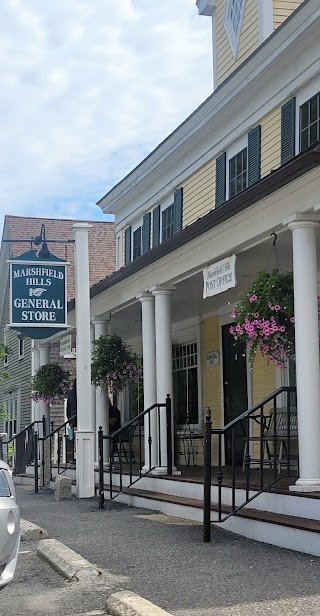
[[225, 0, 245, 57]]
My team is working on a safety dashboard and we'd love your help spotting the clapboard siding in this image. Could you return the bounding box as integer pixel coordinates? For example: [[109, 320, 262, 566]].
[[273, 0, 303, 29], [183, 160, 215, 227], [0, 280, 32, 429], [261, 106, 281, 177], [216, 0, 259, 86]]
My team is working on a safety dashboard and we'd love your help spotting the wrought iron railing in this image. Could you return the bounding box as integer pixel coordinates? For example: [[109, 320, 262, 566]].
[[203, 386, 297, 542], [34, 414, 77, 492], [98, 395, 172, 509], [1, 416, 47, 474]]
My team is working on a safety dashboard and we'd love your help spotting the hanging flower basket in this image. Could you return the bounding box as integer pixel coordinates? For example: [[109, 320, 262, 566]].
[[230, 269, 295, 367], [31, 363, 71, 404], [91, 334, 142, 394]]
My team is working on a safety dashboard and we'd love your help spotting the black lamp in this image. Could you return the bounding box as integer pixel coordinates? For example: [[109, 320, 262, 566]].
[[38, 241, 51, 259]]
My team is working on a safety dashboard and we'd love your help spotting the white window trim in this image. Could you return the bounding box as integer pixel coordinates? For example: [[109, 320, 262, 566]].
[[295, 78, 320, 155], [226, 133, 248, 200], [18, 337, 24, 360], [131, 219, 143, 261], [160, 194, 174, 243], [3, 329, 8, 367], [224, 0, 246, 58], [172, 320, 202, 429], [116, 233, 122, 270]]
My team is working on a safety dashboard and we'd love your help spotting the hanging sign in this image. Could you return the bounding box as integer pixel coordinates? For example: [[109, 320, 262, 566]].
[[8, 250, 68, 339], [203, 255, 236, 298], [60, 334, 72, 356]]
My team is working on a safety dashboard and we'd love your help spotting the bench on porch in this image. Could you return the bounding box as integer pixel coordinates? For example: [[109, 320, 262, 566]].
[[243, 406, 298, 473]]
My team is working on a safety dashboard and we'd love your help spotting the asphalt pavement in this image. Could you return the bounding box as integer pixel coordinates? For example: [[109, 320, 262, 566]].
[[14, 485, 320, 615]]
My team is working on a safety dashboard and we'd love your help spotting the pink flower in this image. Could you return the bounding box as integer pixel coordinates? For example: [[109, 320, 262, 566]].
[[279, 326, 286, 333], [254, 312, 259, 318], [231, 310, 236, 318], [274, 305, 281, 311], [268, 302, 273, 309], [290, 317, 295, 323], [249, 295, 257, 303], [235, 324, 242, 333]]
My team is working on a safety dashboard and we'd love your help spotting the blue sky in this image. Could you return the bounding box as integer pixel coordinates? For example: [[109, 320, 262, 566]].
[[1, 0, 213, 227]]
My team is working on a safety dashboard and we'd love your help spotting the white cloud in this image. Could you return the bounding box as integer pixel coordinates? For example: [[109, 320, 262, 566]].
[[0, 0, 213, 228]]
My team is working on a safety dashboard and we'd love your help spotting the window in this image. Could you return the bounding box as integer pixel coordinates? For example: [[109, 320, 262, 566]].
[[18, 338, 24, 359], [162, 204, 174, 242], [132, 226, 142, 261], [3, 395, 18, 440], [173, 342, 198, 425], [225, 0, 245, 56], [3, 330, 8, 367], [300, 92, 320, 152], [229, 147, 247, 198]]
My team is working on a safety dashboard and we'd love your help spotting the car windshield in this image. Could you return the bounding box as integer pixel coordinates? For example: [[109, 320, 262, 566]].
[[0, 470, 11, 497]]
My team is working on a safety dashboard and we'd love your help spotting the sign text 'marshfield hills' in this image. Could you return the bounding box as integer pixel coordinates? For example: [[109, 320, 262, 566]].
[[9, 257, 68, 328]]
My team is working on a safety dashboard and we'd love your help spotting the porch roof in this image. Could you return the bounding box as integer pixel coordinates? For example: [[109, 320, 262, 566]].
[[68, 143, 320, 313]]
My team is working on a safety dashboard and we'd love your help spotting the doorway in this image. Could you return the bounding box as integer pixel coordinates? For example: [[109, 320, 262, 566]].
[[222, 324, 248, 466]]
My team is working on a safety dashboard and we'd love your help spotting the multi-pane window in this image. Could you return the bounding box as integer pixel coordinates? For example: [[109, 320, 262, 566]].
[[173, 342, 198, 425], [228, 0, 244, 37], [18, 338, 24, 359], [3, 330, 8, 367], [162, 204, 174, 242], [300, 92, 320, 152], [229, 148, 247, 198], [132, 226, 142, 261], [3, 396, 18, 440]]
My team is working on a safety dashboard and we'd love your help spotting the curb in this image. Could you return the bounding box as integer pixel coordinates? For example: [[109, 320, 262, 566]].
[[106, 591, 174, 616], [20, 518, 49, 541], [37, 538, 102, 582]]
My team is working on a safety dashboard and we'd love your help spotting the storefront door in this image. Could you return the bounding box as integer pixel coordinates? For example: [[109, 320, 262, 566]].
[[222, 324, 248, 466]]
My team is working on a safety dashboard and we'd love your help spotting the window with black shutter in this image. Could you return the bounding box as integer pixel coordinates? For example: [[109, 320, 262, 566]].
[[300, 92, 320, 153], [153, 205, 160, 248], [248, 125, 261, 187], [142, 212, 151, 254], [162, 204, 174, 241], [281, 98, 296, 165], [124, 226, 131, 265], [215, 152, 226, 207]]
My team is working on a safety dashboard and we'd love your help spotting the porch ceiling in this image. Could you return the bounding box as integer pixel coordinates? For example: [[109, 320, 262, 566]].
[[103, 228, 300, 341]]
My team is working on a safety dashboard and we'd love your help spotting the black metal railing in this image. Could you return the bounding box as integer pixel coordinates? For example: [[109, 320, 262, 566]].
[[203, 386, 297, 542], [98, 395, 172, 509], [34, 414, 77, 492], [1, 416, 47, 475]]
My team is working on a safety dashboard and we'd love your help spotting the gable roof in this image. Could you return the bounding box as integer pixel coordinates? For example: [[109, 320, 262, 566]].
[[2, 216, 115, 302]]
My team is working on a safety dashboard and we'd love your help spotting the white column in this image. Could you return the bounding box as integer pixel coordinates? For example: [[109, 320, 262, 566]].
[[39, 345, 49, 436], [138, 293, 158, 470], [90, 323, 97, 465], [152, 287, 177, 474], [92, 320, 109, 466], [31, 346, 40, 424], [72, 223, 94, 498], [289, 220, 320, 491]]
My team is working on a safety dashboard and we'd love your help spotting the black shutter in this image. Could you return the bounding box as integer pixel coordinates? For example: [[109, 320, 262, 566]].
[[281, 98, 296, 165], [124, 226, 131, 265], [248, 125, 261, 187], [215, 152, 226, 207], [142, 212, 151, 254], [173, 187, 183, 234], [153, 205, 160, 248]]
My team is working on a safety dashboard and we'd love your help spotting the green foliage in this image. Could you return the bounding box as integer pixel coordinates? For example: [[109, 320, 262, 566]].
[[91, 335, 142, 394], [32, 363, 71, 404], [0, 342, 9, 384], [230, 269, 295, 367]]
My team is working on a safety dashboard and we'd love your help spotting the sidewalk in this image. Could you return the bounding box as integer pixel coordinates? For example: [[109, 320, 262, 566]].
[[16, 485, 320, 616]]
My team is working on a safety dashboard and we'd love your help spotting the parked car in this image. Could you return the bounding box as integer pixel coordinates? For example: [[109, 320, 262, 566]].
[[0, 459, 20, 590]]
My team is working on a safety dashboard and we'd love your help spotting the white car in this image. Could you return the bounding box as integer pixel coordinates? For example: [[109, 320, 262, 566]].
[[0, 459, 20, 590]]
